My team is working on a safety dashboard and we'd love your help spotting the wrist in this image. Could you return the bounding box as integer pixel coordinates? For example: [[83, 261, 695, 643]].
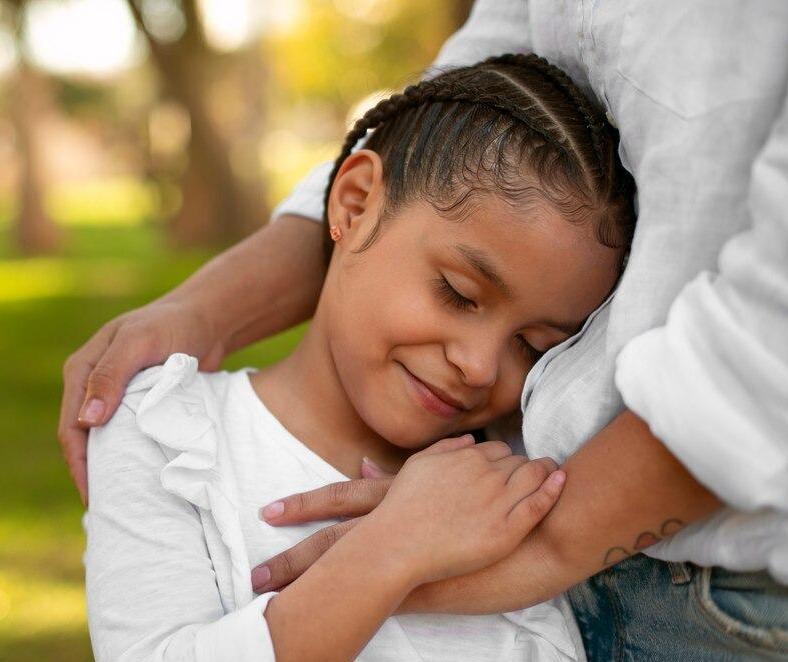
[[348, 515, 426, 593]]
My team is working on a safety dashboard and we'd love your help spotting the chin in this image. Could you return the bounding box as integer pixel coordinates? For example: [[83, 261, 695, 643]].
[[366, 412, 446, 450]]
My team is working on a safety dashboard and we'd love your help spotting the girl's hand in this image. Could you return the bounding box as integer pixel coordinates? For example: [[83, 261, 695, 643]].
[[252, 436, 564, 591], [367, 435, 565, 585]]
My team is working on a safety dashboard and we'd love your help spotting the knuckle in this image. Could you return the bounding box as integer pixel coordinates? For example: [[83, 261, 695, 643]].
[[528, 459, 551, 483], [86, 366, 116, 392], [294, 491, 310, 516], [62, 353, 80, 378], [326, 481, 348, 509], [490, 440, 511, 454], [276, 549, 298, 581]]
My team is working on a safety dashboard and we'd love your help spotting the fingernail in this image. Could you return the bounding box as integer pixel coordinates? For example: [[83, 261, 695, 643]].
[[362, 456, 383, 472], [78, 398, 105, 425], [549, 471, 566, 486], [251, 565, 271, 589], [259, 501, 284, 521]]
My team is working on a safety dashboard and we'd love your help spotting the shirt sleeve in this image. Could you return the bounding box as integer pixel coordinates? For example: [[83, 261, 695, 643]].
[[270, 0, 532, 224], [615, 88, 788, 515], [85, 401, 278, 662]]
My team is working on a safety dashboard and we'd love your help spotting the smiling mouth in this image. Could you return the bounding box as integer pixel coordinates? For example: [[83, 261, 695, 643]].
[[398, 364, 468, 419]]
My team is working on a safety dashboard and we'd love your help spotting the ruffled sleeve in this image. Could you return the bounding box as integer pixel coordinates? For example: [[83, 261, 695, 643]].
[[128, 353, 254, 611]]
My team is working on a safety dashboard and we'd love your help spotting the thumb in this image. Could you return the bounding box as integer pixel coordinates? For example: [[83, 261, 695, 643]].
[[78, 340, 153, 427], [360, 456, 395, 479]]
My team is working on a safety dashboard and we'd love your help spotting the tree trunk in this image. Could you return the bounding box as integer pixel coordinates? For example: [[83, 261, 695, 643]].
[[11, 60, 61, 255], [127, 0, 266, 247]]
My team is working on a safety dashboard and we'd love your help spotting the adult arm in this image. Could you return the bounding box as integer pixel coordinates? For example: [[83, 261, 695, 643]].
[[254, 88, 788, 607], [60, 215, 325, 504], [59, 0, 531, 505], [254, 409, 721, 613], [613, 84, 788, 576]]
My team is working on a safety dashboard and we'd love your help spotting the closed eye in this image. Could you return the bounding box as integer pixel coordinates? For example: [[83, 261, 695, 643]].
[[515, 334, 544, 361], [433, 276, 476, 311]]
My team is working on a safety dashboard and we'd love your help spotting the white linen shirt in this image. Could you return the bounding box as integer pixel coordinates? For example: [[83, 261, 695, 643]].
[[273, 0, 788, 582]]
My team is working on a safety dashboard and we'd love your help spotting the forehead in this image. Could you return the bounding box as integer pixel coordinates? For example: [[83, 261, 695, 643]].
[[407, 196, 620, 322]]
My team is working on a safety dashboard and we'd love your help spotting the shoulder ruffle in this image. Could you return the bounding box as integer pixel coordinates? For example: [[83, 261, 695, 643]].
[[124, 353, 254, 610]]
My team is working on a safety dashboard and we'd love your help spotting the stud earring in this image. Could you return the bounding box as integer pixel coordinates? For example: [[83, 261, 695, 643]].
[[329, 225, 343, 241]]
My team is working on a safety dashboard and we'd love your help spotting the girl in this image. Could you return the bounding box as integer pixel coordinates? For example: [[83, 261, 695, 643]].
[[85, 54, 634, 661]]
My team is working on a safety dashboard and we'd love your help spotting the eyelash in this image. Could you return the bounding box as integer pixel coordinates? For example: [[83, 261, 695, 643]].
[[433, 276, 541, 359], [433, 276, 476, 311]]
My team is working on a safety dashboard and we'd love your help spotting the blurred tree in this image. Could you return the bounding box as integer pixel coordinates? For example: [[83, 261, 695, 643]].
[[127, 0, 265, 247], [7, 0, 61, 254]]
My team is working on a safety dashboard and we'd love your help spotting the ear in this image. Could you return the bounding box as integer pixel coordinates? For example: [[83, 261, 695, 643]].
[[326, 149, 385, 245]]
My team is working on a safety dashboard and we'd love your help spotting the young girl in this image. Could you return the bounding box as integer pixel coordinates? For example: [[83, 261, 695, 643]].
[[85, 54, 634, 661]]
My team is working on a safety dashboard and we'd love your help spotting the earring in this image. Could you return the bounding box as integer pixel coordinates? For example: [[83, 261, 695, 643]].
[[329, 225, 343, 241]]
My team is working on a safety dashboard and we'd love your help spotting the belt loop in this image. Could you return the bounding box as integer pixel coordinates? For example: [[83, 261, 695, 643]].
[[668, 561, 693, 585]]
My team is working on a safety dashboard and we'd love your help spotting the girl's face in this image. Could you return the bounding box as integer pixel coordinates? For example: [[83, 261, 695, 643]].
[[320, 151, 623, 449]]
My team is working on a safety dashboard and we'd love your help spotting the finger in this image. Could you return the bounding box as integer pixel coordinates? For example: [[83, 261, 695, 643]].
[[415, 434, 476, 457], [492, 454, 528, 477], [259, 478, 393, 525], [60, 342, 112, 506], [473, 439, 513, 462], [360, 456, 395, 479], [506, 457, 559, 493], [58, 422, 89, 507], [508, 470, 566, 533], [251, 518, 359, 592], [79, 329, 161, 427]]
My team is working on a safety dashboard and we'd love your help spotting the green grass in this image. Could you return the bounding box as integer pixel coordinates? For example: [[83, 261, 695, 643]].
[[0, 223, 305, 661]]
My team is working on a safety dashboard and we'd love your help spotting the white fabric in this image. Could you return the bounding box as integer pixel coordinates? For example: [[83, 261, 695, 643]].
[[273, 0, 788, 582], [85, 354, 584, 661]]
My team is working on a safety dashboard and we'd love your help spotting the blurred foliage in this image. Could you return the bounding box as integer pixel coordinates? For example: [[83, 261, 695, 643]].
[[0, 223, 307, 660], [0, 0, 464, 659]]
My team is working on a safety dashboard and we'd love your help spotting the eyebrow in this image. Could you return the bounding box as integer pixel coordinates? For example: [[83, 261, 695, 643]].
[[454, 244, 513, 298]]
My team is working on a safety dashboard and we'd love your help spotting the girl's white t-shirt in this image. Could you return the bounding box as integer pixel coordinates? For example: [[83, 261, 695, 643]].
[[85, 354, 584, 662]]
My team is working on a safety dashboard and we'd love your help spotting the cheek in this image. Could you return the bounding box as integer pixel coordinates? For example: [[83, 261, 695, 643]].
[[486, 356, 529, 418]]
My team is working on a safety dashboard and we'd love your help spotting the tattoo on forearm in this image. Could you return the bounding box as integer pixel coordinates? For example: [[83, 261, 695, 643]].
[[601, 518, 685, 567]]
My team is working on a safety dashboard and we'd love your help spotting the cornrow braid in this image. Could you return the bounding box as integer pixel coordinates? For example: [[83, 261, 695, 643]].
[[321, 53, 635, 261]]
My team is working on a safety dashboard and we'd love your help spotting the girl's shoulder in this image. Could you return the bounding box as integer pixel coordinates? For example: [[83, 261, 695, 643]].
[[91, 353, 252, 525], [122, 352, 235, 417]]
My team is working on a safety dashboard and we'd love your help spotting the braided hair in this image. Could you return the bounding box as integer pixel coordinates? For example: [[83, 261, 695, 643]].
[[322, 53, 635, 261]]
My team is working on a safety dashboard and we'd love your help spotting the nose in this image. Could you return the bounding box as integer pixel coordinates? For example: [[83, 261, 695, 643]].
[[445, 332, 501, 389]]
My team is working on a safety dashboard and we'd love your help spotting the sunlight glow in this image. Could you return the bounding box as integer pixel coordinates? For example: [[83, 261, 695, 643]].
[[198, 0, 255, 51], [23, 0, 143, 78], [0, 26, 17, 77]]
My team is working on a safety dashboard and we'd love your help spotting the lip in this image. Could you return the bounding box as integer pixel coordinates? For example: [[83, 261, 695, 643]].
[[399, 364, 468, 419]]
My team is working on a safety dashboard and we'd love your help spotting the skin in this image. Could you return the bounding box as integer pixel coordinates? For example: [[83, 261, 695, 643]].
[[253, 411, 720, 618], [247, 148, 622, 657], [59, 144, 722, 647], [253, 149, 623, 477], [265, 436, 567, 661]]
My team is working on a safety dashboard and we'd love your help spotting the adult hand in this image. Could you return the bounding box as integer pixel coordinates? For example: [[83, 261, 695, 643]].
[[252, 438, 563, 592], [59, 300, 225, 506]]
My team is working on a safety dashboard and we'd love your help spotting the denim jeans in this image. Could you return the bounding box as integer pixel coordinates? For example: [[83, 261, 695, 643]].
[[567, 554, 788, 661]]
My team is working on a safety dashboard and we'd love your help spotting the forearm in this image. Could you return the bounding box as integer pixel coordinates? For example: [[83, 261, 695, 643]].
[[401, 410, 722, 614], [265, 517, 416, 661], [161, 215, 326, 353]]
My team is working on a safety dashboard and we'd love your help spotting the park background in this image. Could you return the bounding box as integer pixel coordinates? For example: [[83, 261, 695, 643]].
[[0, 0, 471, 658]]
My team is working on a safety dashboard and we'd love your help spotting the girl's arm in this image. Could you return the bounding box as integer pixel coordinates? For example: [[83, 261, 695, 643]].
[[253, 411, 721, 613], [402, 411, 722, 614], [87, 398, 562, 661]]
